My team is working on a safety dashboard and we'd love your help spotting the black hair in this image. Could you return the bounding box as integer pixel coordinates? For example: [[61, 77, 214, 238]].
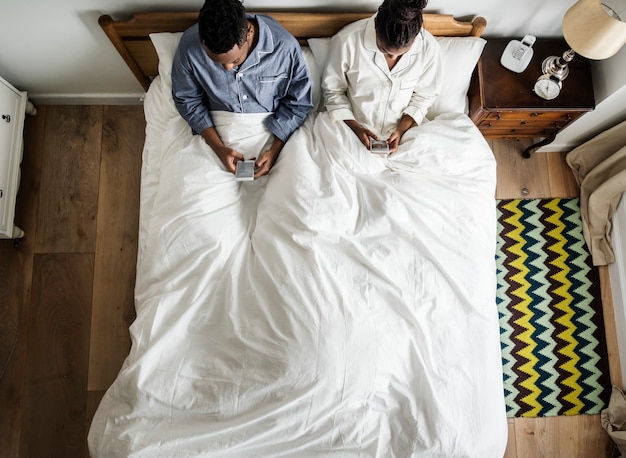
[[198, 0, 248, 54], [375, 0, 428, 49]]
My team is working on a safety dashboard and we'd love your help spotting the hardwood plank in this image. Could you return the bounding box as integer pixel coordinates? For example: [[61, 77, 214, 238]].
[[491, 139, 552, 200], [547, 151, 579, 198], [503, 418, 517, 458], [598, 266, 623, 388], [35, 106, 103, 254], [569, 414, 615, 458], [0, 106, 46, 457], [19, 253, 94, 457], [87, 106, 143, 391], [86, 390, 106, 456], [514, 417, 561, 458], [513, 414, 613, 457]]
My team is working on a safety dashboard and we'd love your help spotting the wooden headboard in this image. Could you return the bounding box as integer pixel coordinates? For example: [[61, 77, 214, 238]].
[[99, 11, 487, 91]]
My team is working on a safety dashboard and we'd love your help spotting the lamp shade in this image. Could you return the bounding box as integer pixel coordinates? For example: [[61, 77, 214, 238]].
[[562, 0, 626, 59]]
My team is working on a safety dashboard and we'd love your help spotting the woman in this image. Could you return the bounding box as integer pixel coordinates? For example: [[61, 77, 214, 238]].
[[322, 0, 441, 154]]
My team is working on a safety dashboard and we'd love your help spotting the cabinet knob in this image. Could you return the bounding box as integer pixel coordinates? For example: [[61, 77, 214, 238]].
[[2, 114, 10, 123], [0, 189, 3, 198]]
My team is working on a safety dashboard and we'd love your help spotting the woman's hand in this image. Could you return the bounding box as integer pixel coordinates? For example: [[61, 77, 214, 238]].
[[344, 120, 379, 150], [387, 114, 416, 154]]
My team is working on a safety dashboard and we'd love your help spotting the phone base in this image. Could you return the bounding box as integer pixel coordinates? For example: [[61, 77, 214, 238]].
[[500, 40, 534, 73]]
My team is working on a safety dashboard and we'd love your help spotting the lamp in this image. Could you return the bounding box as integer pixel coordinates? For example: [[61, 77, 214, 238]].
[[541, 0, 626, 83]]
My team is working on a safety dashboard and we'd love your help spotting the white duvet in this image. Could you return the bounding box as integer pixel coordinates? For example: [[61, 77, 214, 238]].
[[89, 77, 507, 457]]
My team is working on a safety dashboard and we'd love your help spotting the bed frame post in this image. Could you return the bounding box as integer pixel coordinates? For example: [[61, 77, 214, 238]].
[[99, 15, 152, 91], [470, 17, 487, 37]]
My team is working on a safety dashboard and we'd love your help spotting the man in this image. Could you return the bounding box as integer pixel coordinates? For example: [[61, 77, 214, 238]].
[[172, 0, 313, 178]]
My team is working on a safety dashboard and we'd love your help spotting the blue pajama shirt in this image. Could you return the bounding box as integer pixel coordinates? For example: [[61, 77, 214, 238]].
[[171, 14, 313, 142]]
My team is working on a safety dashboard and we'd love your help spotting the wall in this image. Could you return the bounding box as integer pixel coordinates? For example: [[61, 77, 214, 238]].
[[0, 0, 573, 101], [2, 0, 623, 150], [541, 31, 626, 151]]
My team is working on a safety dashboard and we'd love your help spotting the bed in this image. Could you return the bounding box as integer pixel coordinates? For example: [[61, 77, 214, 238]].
[[90, 11, 507, 457]]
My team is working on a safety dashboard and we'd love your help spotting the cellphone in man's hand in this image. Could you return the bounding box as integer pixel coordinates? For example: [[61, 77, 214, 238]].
[[235, 160, 255, 181], [369, 138, 389, 155]]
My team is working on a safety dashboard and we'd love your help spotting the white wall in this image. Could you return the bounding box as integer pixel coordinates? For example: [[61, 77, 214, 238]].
[[541, 42, 626, 151], [3, 0, 623, 151], [0, 0, 573, 101]]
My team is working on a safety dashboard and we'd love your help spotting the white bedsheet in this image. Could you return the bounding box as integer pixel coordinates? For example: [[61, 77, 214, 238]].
[[89, 76, 507, 457]]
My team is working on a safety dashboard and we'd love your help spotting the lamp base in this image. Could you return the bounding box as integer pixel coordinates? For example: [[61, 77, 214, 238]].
[[541, 48, 576, 81]]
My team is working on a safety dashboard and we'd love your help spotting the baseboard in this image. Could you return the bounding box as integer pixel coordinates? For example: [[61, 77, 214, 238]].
[[609, 193, 626, 389], [28, 93, 145, 105]]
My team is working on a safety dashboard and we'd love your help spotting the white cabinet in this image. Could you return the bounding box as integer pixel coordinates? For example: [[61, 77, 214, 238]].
[[0, 76, 32, 239]]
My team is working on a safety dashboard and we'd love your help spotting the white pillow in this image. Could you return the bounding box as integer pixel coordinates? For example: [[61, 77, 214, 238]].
[[148, 32, 183, 117], [301, 47, 322, 111], [149, 32, 183, 90], [427, 36, 486, 118], [308, 37, 331, 76], [307, 36, 485, 119]]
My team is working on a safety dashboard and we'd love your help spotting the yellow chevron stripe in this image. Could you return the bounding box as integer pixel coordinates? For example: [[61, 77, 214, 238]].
[[545, 199, 583, 415], [503, 201, 542, 416]]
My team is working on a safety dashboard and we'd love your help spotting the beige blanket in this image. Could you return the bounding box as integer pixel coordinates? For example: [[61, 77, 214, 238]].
[[602, 386, 626, 457], [566, 119, 626, 265]]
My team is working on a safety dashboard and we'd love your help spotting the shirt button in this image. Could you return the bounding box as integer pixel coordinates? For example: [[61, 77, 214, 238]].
[[242, 95, 248, 100]]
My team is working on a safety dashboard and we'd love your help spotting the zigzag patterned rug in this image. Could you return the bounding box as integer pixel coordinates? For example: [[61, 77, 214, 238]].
[[496, 198, 611, 418]]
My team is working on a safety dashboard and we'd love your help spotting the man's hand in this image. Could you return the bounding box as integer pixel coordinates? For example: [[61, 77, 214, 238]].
[[214, 146, 245, 173], [254, 136, 285, 178], [201, 127, 243, 173]]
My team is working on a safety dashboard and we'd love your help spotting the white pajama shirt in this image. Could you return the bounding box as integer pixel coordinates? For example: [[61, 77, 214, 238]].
[[322, 16, 442, 138]]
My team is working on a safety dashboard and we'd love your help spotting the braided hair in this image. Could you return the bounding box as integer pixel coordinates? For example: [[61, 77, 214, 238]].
[[375, 0, 428, 48], [198, 0, 248, 54]]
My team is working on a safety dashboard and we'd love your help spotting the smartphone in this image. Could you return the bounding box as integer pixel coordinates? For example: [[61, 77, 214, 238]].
[[369, 138, 389, 155], [235, 160, 255, 181]]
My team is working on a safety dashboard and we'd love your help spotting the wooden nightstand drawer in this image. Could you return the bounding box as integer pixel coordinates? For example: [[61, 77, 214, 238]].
[[476, 111, 584, 137], [480, 111, 576, 122], [479, 125, 560, 138], [467, 38, 594, 157]]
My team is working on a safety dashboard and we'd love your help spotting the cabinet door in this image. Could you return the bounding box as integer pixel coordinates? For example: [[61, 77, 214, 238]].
[[0, 81, 21, 233]]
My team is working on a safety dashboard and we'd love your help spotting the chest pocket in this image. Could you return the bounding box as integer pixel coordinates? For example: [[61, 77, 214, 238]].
[[257, 73, 289, 105], [400, 79, 418, 91]]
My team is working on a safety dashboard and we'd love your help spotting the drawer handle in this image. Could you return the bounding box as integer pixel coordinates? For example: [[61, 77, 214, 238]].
[[0, 189, 3, 198], [487, 123, 493, 128], [2, 114, 11, 123], [530, 113, 539, 117], [496, 114, 501, 120], [520, 121, 527, 125]]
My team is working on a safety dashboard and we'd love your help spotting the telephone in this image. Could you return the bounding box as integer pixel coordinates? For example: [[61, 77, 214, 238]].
[[500, 35, 536, 73]]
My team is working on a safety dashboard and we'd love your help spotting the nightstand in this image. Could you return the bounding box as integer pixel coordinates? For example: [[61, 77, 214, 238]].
[[1, 76, 35, 239], [468, 38, 595, 158]]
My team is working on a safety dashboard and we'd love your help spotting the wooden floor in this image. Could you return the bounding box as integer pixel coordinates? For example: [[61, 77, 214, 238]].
[[0, 106, 620, 457]]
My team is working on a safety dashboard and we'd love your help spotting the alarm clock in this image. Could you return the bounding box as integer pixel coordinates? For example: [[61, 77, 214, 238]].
[[533, 74, 562, 100]]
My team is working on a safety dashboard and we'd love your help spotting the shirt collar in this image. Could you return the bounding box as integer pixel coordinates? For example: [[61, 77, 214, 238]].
[[240, 14, 274, 70]]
